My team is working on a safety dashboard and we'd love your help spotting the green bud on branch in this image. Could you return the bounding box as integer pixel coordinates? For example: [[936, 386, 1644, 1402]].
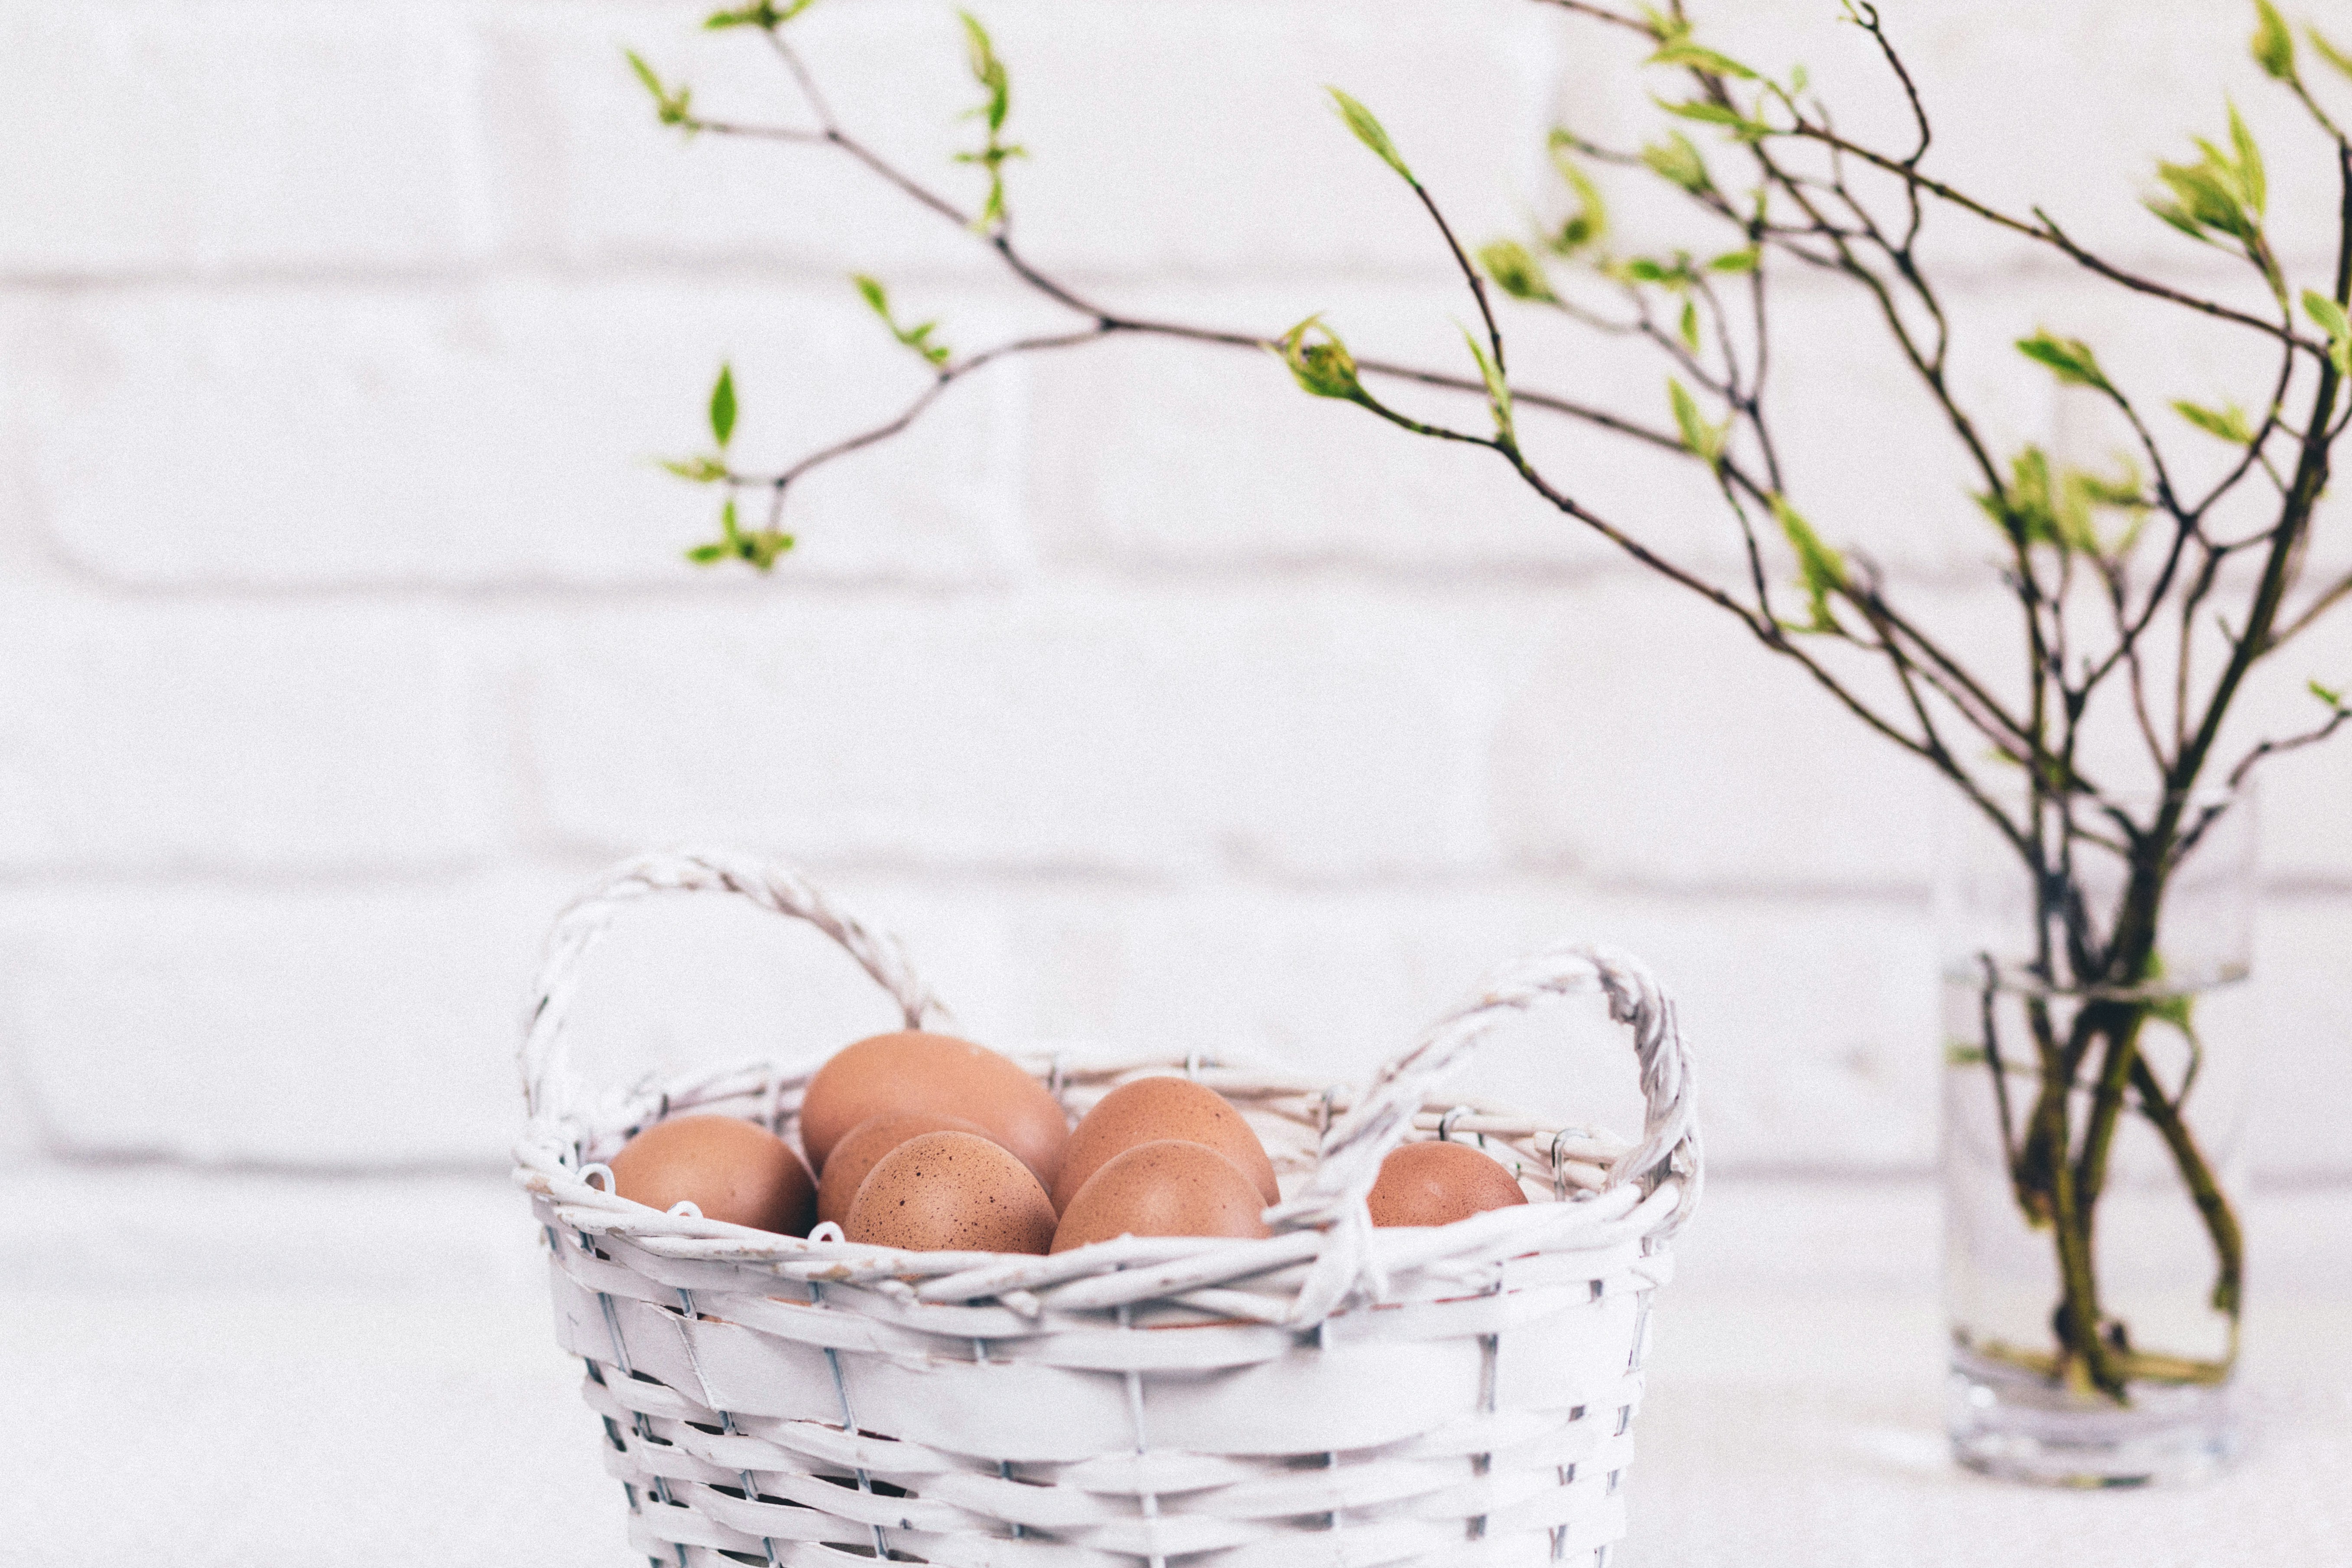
[[2173, 399, 2256, 444], [1641, 130, 1713, 194], [2251, 0, 2296, 80], [1770, 494, 1845, 634], [2017, 330, 2112, 393], [659, 455, 731, 483], [2303, 290, 2352, 376], [626, 50, 695, 129], [1274, 315, 1370, 404], [1327, 88, 1416, 186], [953, 12, 1024, 229], [1620, 254, 1695, 287], [1543, 136, 1608, 253], [853, 274, 952, 368], [705, 0, 815, 30], [1478, 240, 1558, 304], [1639, 5, 1692, 47], [1667, 377, 1725, 464], [1656, 96, 1772, 142], [2147, 108, 2267, 247], [959, 11, 1010, 133], [1647, 40, 1759, 81], [1462, 327, 1516, 447], [685, 497, 793, 571]]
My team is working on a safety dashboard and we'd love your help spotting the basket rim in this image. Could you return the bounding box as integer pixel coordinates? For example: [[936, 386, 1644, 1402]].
[[517, 850, 1701, 1325]]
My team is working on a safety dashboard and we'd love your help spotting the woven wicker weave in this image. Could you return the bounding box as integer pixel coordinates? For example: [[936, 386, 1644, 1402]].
[[514, 851, 1702, 1567]]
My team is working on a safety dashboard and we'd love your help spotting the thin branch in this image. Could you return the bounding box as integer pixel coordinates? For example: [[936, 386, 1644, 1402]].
[[1773, 111, 2322, 353], [2223, 701, 2352, 792], [1529, 0, 1660, 39]]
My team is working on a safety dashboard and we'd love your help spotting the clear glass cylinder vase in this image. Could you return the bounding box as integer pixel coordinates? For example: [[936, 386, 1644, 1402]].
[[1936, 786, 2254, 1486]]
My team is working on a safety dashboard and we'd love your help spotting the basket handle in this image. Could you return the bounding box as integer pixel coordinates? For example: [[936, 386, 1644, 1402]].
[[519, 849, 949, 1128], [1271, 943, 1702, 1243]]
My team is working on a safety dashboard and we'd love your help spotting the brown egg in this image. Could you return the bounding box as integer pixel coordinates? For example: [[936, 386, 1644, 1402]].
[[1365, 1139, 1530, 1227], [817, 1110, 993, 1230], [608, 1115, 816, 1236], [1051, 1139, 1273, 1254], [800, 1030, 1069, 1191], [845, 1131, 1058, 1254], [1051, 1076, 1279, 1213]]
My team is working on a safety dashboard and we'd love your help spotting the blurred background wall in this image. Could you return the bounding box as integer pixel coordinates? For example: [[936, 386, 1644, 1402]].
[[0, 0, 2345, 1186]]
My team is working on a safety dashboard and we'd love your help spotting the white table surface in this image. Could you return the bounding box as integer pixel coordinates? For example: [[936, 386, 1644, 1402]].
[[6, 1171, 2345, 1565]]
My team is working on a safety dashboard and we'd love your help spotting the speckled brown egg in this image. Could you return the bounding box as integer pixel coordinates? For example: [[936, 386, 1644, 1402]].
[[608, 1115, 816, 1236], [844, 1131, 1058, 1254], [816, 1110, 993, 1230], [1050, 1139, 1273, 1254], [1365, 1139, 1530, 1227], [799, 1030, 1069, 1191], [1051, 1076, 1279, 1213]]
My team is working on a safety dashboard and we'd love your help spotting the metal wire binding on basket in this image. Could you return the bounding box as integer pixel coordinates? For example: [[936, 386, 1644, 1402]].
[[513, 850, 1701, 1568]]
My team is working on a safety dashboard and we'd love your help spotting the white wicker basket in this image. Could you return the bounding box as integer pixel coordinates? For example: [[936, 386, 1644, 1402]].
[[514, 851, 1702, 1568]]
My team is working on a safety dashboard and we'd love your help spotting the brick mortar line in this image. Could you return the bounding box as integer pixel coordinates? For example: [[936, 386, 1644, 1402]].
[[0, 860, 2344, 904]]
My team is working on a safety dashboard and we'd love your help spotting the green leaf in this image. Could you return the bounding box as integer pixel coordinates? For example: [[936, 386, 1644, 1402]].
[[1462, 328, 1516, 446], [1637, 4, 1690, 46], [2053, 472, 2103, 555], [625, 50, 693, 127], [1621, 255, 1692, 286], [1327, 88, 1415, 185], [2311, 678, 2348, 710], [851, 274, 953, 367], [744, 529, 795, 570], [708, 363, 737, 448], [2252, 0, 2296, 79], [1678, 298, 1701, 352], [949, 10, 1022, 227], [1770, 494, 1845, 633], [2075, 458, 2150, 511], [1707, 247, 1760, 273], [687, 499, 791, 571], [1274, 315, 1368, 403], [1544, 136, 1609, 253], [2228, 104, 2267, 218], [1478, 240, 1558, 304], [1787, 62, 1810, 97], [1667, 377, 1723, 464], [2152, 153, 2255, 242], [1977, 446, 2060, 547], [2313, 27, 2352, 83], [2017, 330, 2112, 392], [1647, 41, 1759, 80], [2304, 289, 2352, 375], [2172, 399, 2256, 444], [2144, 196, 2210, 242], [659, 455, 730, 483], [705, 0, 816, 28], [1656, 97, 1771, 140], [1640, 130, 1712, 194], [2146, 990, 2196, 1035], [958, 11, 1010, 133]]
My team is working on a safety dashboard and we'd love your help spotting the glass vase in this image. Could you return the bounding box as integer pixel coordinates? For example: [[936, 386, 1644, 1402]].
[[1937, 786, 2254, 1486]]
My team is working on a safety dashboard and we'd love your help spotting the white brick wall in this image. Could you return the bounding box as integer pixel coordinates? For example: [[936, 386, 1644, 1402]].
[[1, 0, 2346, 1182]]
